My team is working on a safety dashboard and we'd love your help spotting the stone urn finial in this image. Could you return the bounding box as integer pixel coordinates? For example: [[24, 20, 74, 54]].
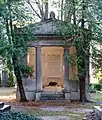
[[50, 11, 55, 19]]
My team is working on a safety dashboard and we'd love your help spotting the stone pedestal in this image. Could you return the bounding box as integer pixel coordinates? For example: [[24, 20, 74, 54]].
[[16, 79, 36, 101]]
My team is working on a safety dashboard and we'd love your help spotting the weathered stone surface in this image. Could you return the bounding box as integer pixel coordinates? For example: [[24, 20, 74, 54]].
[[64, 48, 70, 92], [16, 91, 36, 101], [22, 79, 36, 91], [29, 40, 67, 47], [65, 93, 70, 100], [16, 79, 36, 101], [40, 92, 64, 100], [36, 47, 42, 91], [68, 80, 79, 92], [33, 20, 56, 35], [70, 92, 80, 100], [0, 102, 4, 108], [93, 106, 102, 120], [0, 105, 11, 112], [25, 91, 35, 100], [36, 92, 41, 100]]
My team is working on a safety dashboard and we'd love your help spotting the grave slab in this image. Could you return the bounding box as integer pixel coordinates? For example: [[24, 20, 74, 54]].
[[93, 106, 102, 120]]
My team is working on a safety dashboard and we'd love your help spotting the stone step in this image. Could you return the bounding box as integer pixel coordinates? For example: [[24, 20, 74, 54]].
[[40, 97, 65, 100], [40, 93, 65, 100], [41, 94, 64, 98], [0, 102, 4, 108], [41, 91, 63, 94], [41, 94, 64, 97], [41, 92, 63, 96], [0, 105, 11, 112]]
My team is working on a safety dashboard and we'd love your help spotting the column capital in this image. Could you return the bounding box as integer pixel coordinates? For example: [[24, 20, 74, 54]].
[[63, 46, 69, 49], [35, 46, 42, 48]]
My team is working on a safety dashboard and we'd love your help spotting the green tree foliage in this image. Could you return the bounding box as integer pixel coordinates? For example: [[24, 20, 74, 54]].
[[55, 0, 102, 102], [0, 0, 34, 101]]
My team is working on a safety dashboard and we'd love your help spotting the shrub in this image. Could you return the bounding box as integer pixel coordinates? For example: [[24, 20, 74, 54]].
[[94, 84, 102, 91], [20, 65, 33, 78], [90, 84, 102, 91], [89, 84, 96, 93], [0, 111, 40, 120], [6, 72, 15, 87]]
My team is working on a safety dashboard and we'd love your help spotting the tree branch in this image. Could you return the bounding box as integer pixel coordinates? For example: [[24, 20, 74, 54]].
[[34, 0, 44, 19], [26, 0, 42, 19]]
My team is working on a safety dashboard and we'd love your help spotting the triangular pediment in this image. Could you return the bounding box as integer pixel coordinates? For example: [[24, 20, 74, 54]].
[[34, 19, 57, 35]]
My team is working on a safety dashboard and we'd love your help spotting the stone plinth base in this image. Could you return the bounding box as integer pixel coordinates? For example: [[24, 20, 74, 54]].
[[36, 92, 41, 100], [64, 93, 70, 101], [16, 91, 35, 101], [63, 90, 80, 100], [70, 92, 80, 100]]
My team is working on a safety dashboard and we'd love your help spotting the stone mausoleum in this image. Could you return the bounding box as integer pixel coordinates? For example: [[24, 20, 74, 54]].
[[16, 14, 90, 101]]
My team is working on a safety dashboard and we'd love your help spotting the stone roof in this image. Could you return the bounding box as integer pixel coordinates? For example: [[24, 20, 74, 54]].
[[15, 17, 90, 38]]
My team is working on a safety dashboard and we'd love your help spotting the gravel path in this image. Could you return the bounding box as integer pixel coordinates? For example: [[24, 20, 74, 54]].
[[39, 106, 93, 113], [41, 116, 70, 120]]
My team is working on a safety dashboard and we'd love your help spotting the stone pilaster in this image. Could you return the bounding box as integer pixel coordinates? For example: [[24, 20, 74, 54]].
[[35, 46, 42, 100], [63, 47, 70, 100]]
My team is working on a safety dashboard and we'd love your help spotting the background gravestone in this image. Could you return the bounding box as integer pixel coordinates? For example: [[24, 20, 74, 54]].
[[1, 70, 8, 87]]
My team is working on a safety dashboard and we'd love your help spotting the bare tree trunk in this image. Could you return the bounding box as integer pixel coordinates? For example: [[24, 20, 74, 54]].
[[61, 0, 64, 21], [44, 1, 48, 19]]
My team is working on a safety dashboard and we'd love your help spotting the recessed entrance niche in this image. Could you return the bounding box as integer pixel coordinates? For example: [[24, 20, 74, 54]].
[[27, 47, 36, 78], [42, 47, 64, 91]]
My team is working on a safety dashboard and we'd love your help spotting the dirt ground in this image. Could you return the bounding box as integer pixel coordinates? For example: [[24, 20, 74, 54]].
[[0, 87, 101, 120]]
